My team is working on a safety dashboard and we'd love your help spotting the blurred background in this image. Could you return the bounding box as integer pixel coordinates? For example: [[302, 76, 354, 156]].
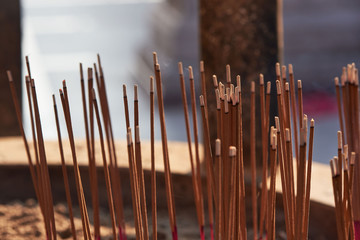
[[3, 0, 360, 164]]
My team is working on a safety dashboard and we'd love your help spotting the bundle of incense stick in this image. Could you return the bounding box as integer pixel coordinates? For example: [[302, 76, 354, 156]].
[[7, 54, 315, 240], [333, 63, 359, 239], [195, 63, 314, 240]]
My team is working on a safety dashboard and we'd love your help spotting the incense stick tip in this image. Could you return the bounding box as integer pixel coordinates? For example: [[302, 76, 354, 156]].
[[289, 64, 293, 74], [266, 81, 271, 94], [134, 85, 138, 101], [199, 95, 205, 106], [310, 118, 314, 127], [123, 84, 127, 97], [200, 60, 204, 72], [188, 66, 194, 79], [236, 75, 241, 88], [178, 62, 183, 75], [282, 65, 287, 79], [337, 131, 342, 149], [350, 152, 356, 165], [152, 52, 158, 64], [135, 126, 140, 143], [213, 75, 218, 88], [6, 70, 13, 82], [275, 117, 280, 132], [229, 146, 236, 157], [297, 80, 302, 88], [150, 76, 154, 92], [285, 128, 290, 141], [276, 80, 281, 95], [330, 159, 336, 177], [215, 139, 221, 156], [251, 81, 255, 92], [259, 74, 264, 85], [276, 62, 280, 76]]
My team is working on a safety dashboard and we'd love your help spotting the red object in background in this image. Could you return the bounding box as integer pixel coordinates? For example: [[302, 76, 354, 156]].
[[303, 91, 337, 117]]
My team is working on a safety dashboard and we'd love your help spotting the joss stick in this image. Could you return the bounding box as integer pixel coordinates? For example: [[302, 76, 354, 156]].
[[59, 84, 91, 239], [52, 95, 77, 239], [7, 71, 44, 235], [80, 65, 100, 239], [153, 53, 177, 238], [134, 85, 149, 240], [178, 62, 204, 237], [250, 81, 257, 240], [150, 76, 157, 240]]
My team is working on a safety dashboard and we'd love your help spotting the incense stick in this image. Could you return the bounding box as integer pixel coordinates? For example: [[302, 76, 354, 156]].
[[250, 81, 258, 240], [92, 90, 118, 240], [215, 139, 222, 240], [134, 85, 149, 239], [81, 65, 101, 239], [126, 128, 144, 240], [52, 95, 77, 239], [259, 74, 268, 238], [59, 83, 92, 239], [178, 62, 204, 237], [302, 119, 314, 238], [31, 78, 57, 240], [153, 53, 177, 238], [10, 54, 323, 240], [150, 76, 157, 240], [7, 71, 45, 234]]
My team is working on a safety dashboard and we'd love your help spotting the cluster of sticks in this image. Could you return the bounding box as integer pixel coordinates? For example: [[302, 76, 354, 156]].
[[7, 53, 315, 240], [332, 63, 359, 240], [8, 56, 128, 240], [188, 63, 315, 240]]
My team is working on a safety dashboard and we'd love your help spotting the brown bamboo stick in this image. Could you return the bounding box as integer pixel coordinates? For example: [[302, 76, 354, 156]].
[[288, 64, 299, 166], [59, 85, 92, 240], [259, 74, 268, 238], [134, 86, 150, 240], [81, 66, 101, 239], [178, 62, 204, 235], [250, 81, 258, 240], [302, 119, 314, 238], [153, 53, 177, 237], [53, 95, 77, 240], [150, 76, 157, 240], [31, 79, 57, 240]]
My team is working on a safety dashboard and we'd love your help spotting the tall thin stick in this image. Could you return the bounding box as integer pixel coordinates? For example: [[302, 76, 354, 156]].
[[302, 119, 314, 238], [81, 66, 101, 239], [53, 95, 77, 239], [153, 53, 177, 238], [250, 81, 258, 240], [150, 76, 157, 240], [134, 85, 149, 240], [59, 85, 92, 239], [178, 63, 204, 237], [93, 90, 118, 240]]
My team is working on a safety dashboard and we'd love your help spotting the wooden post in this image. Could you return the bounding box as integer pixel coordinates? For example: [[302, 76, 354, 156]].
[[200, 0, 282, 167], [0, 0, 21, 136]]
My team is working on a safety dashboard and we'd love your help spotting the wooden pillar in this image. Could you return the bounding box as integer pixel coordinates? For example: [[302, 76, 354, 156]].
[[200, 0, 281, 167], [0, 0, 21, 136]]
